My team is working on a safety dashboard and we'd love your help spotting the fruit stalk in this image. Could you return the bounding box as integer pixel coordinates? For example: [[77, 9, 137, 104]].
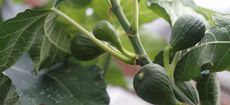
[[163, 46, 195, 105], [163, 45, 171, 73], [110, 0, 152, 66]]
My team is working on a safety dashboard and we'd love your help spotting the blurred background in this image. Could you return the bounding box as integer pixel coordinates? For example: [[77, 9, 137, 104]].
[[1, 0, 230, 105]]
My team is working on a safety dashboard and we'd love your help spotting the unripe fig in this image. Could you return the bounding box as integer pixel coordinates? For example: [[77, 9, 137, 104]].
[[170, 14, 206, 52], [197, 74, 219, 105], [71, 35, 104, 61], [175, 81, 199, 105], [133, 63, 177, 105], [93, 20, 122, 49]]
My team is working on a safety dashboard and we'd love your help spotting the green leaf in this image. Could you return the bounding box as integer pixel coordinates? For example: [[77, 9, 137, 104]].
[[29, 13, 71, 72], [6, 58, 109, 105], [146, 0, 198, 25], [0, 73, 20, 105], [39, 38, 67, 70], [0, 9, 50, 73], [30, 35, 67, 72], [30, 36, 66, 72], [174, 15, 230, 81], [197, 73, 220, 105], [146, 0, 171, 24], [44, 13, 71, 54], [28, 28, 44, 71]]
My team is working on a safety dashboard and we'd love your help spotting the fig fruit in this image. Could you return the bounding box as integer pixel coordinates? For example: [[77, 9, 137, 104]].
[[197, 74, 219, 105], [175, 81, 199, 105], [93, 20, 122, 49], [133, 63, 177, 105], [71, 35, 104, 61], [170, 14, 206, 52]]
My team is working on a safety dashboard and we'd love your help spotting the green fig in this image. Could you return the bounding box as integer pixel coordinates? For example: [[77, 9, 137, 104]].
[[93, 20, 122, 49], [170, 14, 206, 52], [175, 81, 199, 105], [133, 63, 177, 105], [197, 73, 219, 105], [71, 35, 104, 61]]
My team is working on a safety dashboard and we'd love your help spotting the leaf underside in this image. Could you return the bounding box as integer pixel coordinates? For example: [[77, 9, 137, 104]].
[[5, 55, 109, 105], [29, 12, 71, 72], [0, 9, 50, 73]]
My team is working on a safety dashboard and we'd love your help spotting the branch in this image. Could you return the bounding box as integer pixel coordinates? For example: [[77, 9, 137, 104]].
[[110, 0, 151, 66]]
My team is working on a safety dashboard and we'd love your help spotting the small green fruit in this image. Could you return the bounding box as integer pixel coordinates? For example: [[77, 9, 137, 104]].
[[170, 14, 206, 51], [175, 81, 199, 104], [133, 63, 177, 105], [197, 74, 219, 105], [93, 20, 122, 49], [71, 35, 104, 61]]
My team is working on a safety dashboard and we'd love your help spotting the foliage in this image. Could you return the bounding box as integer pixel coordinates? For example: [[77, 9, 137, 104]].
[[0, 74, 20, 105], [0, 0, 229, 105]]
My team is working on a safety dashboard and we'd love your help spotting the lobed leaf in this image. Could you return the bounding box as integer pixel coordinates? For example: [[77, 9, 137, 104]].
[[0, 9, 50, 73]]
